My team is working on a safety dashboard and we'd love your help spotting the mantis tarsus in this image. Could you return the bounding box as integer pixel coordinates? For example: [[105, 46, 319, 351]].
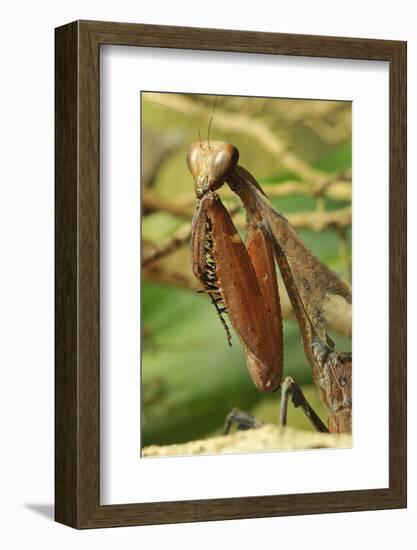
[[188, 139, 352, 434]]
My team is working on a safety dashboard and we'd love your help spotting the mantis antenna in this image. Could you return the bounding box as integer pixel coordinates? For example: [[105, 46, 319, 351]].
[[145, 98, 202, 142], [207, 95, 218, 146]]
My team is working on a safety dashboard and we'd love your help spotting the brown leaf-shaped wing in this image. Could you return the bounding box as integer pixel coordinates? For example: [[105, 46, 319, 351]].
[[229, 165, 352, 343], [192, 192, 283, 392]]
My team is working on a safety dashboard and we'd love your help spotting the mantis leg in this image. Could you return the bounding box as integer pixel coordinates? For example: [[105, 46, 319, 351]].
[[279, 376, 329, 433], [222, 381, 329, 435], [223, 408, 264, 435]]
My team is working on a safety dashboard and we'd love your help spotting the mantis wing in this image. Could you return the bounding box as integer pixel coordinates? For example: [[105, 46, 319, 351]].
[[191, 191, 283, 392], [229, 165, 352, 344]]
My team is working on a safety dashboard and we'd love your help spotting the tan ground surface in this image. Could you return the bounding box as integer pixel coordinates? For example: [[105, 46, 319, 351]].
[[142, 425, 352, 457]]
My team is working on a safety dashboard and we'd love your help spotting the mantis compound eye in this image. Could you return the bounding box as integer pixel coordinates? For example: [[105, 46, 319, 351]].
[[212, 143, 239, 182], [186, 141, 201, 179], [187, 140, 239, 198]]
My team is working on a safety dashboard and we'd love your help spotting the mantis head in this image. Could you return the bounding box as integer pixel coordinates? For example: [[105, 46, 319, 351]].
[[187, 140, 239, 198]]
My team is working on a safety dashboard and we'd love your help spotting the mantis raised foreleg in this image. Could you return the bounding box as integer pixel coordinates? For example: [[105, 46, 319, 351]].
[[188, 140, 352, 434]]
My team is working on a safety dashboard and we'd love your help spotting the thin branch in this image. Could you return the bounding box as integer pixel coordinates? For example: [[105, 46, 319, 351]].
[[144, 188, 351, 235], [142, 224, 192, 267], [142, 248, 351, 337], [147, 170, 353, 220], [142, 189, 193, 218], [227, 206, 351, 232], [143, 204, 241, 266], [304, 113, 352, 144], [146, 93, 331, 185]]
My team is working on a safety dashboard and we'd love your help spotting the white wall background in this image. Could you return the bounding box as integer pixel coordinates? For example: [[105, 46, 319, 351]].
[[0, 1, 414, 547]]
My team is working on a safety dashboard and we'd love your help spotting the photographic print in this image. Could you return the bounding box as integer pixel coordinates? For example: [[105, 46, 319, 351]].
[[141, 92, 352, 457], [55, 20, 405, 528]]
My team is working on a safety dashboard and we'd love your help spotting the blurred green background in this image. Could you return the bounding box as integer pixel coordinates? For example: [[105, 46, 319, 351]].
[[141, 93, 352, 449]]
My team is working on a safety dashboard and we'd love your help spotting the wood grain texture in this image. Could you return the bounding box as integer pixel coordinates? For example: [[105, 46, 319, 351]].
[[55, 21, 79, 527], [55, 20, 407, 529], [388, 40, 407, 506]]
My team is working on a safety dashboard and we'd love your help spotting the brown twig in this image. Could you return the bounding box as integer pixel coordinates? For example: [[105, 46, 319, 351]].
[[148, 171, 352, 219], [142, 225, 192, 267], [143, 204, 241, 266], [144, 187, 352, 230], [146, 93, 331, 185], [142, 248, 351, 337], [230, 206, 351, 232], [142, 189, 193, 218]]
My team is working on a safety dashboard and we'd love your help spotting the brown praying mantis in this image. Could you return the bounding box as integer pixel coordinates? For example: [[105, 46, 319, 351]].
[[188, 139, 352, 434]]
